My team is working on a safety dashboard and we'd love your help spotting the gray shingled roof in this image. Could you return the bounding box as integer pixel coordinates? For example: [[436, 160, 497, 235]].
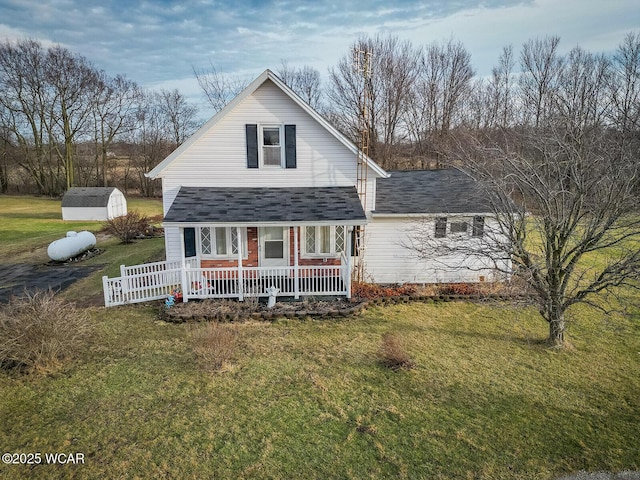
[[61, 187, 117, 208], [164, 186, 366, 224], [374, 169, 493, 214]]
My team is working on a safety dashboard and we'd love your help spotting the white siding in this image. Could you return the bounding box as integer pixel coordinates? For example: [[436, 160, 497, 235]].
[[165, 226, 182, 262], [365, 216, 509, 284], [62, 206, 108, 221], [106, 189, 127, 219], [160, 79, 374, 216]]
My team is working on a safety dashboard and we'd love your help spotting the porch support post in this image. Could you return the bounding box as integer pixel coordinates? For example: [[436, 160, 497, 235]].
[[180, 227, 189, 303], [293, 226, 299, 299], [237, 226, 244, 301], [346, 225, 353, 299]]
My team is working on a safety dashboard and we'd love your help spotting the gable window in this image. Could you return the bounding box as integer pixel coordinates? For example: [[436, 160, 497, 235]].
[[304, 225, 346, 257], [199, 227, 247, 258], [261, 126, 282, 166], [246, 124, 296, 169]]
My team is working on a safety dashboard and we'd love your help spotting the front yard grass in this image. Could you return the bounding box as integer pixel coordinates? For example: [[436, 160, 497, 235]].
[[1, 300, 638, 479]]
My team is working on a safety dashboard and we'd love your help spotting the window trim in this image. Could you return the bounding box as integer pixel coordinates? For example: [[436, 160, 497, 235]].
[[449, 220, 469, 235], [302, 225, 346, 258], [259, 124, 284, 168], [198, 226, 248, 259]]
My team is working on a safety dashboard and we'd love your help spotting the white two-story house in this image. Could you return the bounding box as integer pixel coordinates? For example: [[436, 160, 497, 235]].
[[103, 70, 508, 306]]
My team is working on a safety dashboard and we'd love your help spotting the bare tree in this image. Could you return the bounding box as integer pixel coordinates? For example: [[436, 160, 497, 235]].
[[406, 38, 474, 164], [0, 39, 58, 194], [486, 45, 516, 128], [409, 120, 640, 348], [92, 73, 140, 186], [277, 61, 323, 109], [45, 46, 100, 190], [193, 62, 249, 113], [131, 91, 177, 196], [327, 34, 421, 167], [519, 35, 563, 127], [158, 88, 199, 148], [609, 31, 640, 152], [0, 124, 14, 192], [553, 47, 611, 140]]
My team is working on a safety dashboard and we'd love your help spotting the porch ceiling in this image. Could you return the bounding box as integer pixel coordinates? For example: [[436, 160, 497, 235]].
[[164, 186, 366, 225]]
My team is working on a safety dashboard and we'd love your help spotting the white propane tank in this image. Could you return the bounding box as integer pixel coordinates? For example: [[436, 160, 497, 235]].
[[47, 231, 97, 262]]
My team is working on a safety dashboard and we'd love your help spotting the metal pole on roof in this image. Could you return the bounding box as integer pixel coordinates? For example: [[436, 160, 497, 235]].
[[352, 46, 372, 284]]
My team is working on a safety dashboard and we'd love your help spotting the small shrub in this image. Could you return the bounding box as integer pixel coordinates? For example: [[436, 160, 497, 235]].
[[437, 283, 481, 296], [0, 290, 92, 373], [103, 210, 150, 244], [378, 332, 415, 371], [352, 282, 417, 299], [190, 322, 238, 371]]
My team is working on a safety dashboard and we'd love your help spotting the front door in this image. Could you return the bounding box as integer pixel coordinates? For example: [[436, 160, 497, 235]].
[[259, 227, 289, 267]]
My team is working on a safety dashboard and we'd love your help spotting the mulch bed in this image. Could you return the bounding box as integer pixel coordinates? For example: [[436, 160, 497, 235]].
[[160, 298, 367, 322]]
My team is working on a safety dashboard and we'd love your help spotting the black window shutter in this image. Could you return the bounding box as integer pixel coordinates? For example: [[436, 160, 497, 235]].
[[472, 216, 485, 237], [184, 227, 196, 258], [435, 217, 447, 238], [246, 124, 258, 168], [284, 124, 296, 168]]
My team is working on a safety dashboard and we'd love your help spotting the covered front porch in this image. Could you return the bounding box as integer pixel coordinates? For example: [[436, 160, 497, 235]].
[[180, 223, 355, 301], [102, 226, 354, 307], [103, 185, 365, 307]]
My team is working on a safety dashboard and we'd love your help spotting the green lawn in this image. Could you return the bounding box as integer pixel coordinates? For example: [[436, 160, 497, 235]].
[[0, 196, 639, 479], [0, 301, 638, 479]]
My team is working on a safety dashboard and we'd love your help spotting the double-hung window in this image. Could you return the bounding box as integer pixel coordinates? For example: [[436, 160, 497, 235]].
[[261, 125, 283, 167], [304, 226, 346, 257], [199, 227, 247, 258]]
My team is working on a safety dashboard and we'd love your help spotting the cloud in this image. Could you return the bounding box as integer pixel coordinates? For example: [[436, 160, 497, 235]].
[[1, 0, 638, 101]]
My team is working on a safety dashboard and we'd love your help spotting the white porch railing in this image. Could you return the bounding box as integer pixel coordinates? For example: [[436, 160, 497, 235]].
[[103, 258, 349, 307], [103, 258, 198, 307]]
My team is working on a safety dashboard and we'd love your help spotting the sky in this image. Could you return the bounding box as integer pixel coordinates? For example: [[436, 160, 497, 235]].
[[1, 0, 639, 117]]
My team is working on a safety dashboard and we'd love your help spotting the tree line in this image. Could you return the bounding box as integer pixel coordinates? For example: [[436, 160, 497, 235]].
[[1, 32, 639, 196], [0, 39, 197, 196]]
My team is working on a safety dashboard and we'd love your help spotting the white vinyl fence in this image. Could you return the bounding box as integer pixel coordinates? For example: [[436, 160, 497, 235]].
[[103, 255, 350, 307]]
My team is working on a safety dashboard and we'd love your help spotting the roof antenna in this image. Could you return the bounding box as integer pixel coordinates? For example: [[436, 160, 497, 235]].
[[352, 45, 372, 284]]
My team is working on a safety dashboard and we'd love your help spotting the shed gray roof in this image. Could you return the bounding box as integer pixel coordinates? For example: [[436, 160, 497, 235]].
[[374, 169, 493, 215], [61, 187, 117, 208], [164, 186, 366, 225]]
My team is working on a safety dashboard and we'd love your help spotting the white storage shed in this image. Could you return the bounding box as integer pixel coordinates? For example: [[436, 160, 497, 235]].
[[61, 187, 127, 221]]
